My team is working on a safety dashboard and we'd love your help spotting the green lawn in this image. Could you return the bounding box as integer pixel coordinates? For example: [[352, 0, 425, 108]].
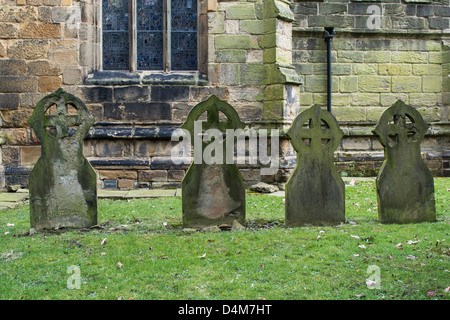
[[0, 178, 449, 300]]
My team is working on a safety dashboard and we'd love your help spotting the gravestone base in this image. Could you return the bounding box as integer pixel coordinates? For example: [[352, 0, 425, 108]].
[[182, 163, 246, 229], [285, 164, 345, 227]]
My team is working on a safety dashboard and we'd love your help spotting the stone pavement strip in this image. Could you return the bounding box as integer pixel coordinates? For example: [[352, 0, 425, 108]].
[[0, 177, 375, 211]]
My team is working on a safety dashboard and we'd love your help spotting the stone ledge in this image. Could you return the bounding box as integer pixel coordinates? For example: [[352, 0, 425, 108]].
[[84, 71, 208, 86]]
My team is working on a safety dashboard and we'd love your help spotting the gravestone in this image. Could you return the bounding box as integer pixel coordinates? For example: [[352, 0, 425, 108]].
[[181, 95, 246, 228], [285, 105, 345, 226], [373, 100, 436, 224], [28, 89, 98, 230]]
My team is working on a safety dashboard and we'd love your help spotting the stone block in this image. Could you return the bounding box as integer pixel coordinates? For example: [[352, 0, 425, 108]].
[[98, 170, 138, 180], [364, 51, 391, 63], [0, 93, 20, 110], [81, 87, 113, 103], [378, 64, 412, 76], [103, 102, 171, 120], [0, 23, 19, 39], [118, 179, 134, 189], [38, 76, 62, 93], [0, 60, 27, 75], [62, 67, 82, 85], [138, 170, 168, 182], [358, 76, 391, 93], [220, 3, 256, 19], [391, 52, 428, 64], [27, 60, 61, 76], [412, 64, 442, 76], [215, 35, 256, 50], [151, 86, 190, 101], [215, 49, 247, 63], [422, 76, 442, 93], [168, 170, 185, 182], [114, 86, 149, 102], [240, 20, 265, 35], [0, 76, 38, 93], [391, 76, 422, 93], [21, 22, 61, 39], [20, 146, 41, 165], [339, 76, 358, 93]]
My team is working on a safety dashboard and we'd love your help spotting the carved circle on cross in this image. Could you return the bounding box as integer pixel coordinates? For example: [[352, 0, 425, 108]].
[[181, 95, 245, 145], [287, 105, 343, 154], [373, 100, 428, 149], [28, 88, 94, 142]]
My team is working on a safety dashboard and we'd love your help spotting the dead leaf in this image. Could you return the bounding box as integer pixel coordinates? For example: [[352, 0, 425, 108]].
[[317, 236, 322, 240], [117, 262, 123, 268], [426, 290, 436, 298], [351, 235, 360, 239], [199, 253, 206, 259], [100, 252, 107, 256], [101, 238, 107, 246], [160, 256, 169, 259], [359, 245, 367, 249], [406, 255, 416, 260], [444, 287, 450, 293], [355, 293, 366, 298], [395, 243, 403, 248]]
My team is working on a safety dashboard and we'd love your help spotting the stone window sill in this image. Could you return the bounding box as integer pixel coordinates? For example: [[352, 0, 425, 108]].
[[84, 71, 208, 86]]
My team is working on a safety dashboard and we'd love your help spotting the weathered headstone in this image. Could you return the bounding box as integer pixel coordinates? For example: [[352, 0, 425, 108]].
[[373, 100, 436, 224], [285, 105, 345, 226], [28, 89, 98, 230], [181, 95, 246, 228]]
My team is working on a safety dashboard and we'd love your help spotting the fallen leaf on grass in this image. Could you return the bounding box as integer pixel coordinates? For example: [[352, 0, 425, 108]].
[[100, 252, 107, 256], [199, 253, 206, 259], [6, 224, 14, 227], [101, 238, 107, 246], [117, 262, 123, 269], [359, 245, 367, 249], [426, 290, 436, 297], [355, 293, 365, 298], [444, 287, 450, 293], [406, 255, 416, 260], [395, 243, 403, 248]]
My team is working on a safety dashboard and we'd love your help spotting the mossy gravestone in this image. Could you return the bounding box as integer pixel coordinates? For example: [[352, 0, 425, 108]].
[[28, 89, 97, 230], [181, 95, 246, 228], [373, 100, 436, 224], [285, 105, 345, 226]]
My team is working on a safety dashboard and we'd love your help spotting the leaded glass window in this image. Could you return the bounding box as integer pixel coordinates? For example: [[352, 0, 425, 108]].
[[102, 0, 198, 71], [102, 0, 130, 70]]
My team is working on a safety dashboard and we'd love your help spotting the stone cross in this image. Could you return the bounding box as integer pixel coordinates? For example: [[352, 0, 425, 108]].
[[373, 100, 436, 223], [181, 95, 246, 228], [28, 89, 98, 230], [285, 105, 345, 226]]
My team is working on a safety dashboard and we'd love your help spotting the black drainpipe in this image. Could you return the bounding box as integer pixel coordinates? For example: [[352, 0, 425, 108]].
[[323, 27, 336, 113]]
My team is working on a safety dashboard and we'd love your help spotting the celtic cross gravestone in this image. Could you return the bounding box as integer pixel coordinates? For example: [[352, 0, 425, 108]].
[[373, 100, 436, 224], [28, 89, 98, 230], [285, 105, 345, 226], [181, 95, 246, 228]]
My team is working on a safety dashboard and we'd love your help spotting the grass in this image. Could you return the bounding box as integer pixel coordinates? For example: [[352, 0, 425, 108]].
[[0, 178, 449, 300]]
